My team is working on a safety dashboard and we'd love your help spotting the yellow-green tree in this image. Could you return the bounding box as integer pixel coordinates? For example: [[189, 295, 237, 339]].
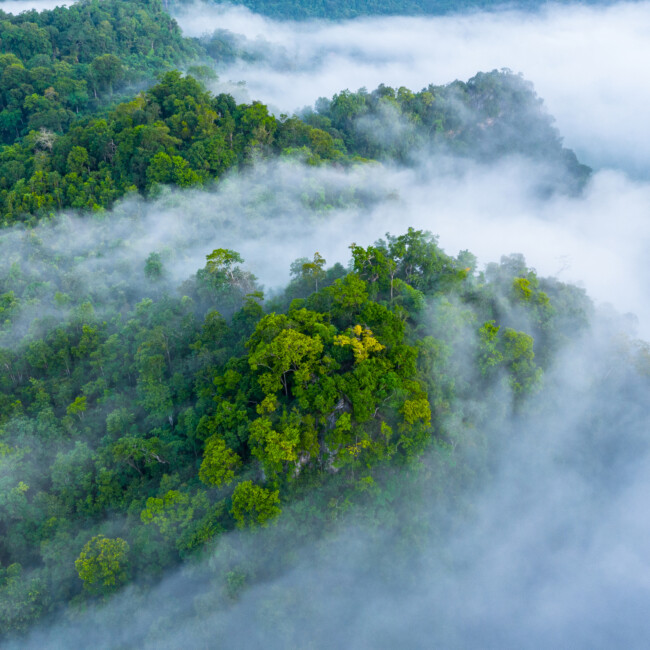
[[199, 436, 242, 487], [230, 481, 281, 529], [75, 535, 130, 595]]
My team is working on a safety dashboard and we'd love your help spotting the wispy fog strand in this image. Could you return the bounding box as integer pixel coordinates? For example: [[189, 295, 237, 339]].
[[3, 156, 650, 342]]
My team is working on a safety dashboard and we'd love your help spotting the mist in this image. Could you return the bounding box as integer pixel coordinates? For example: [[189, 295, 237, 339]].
[[3, 155, 649, 345], [174, 1, 650, 176], [0, 0, 74, 12], [7, 229, 650, 649], [3, 0, 650, 646]]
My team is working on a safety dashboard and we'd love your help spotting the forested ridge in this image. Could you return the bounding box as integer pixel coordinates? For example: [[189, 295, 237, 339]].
[[0, 0, 200, 142], [169, 0, 616, 21], [0, 0, 590, 226], [0, 60, 589, 226], [0, 0, 639, 644], [0, 221, 597, 636]]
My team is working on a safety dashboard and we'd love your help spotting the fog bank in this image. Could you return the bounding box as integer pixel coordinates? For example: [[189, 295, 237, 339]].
[[174, 1, 650, 176], [9, 293, 650, 650], [0, 0, 73, 12], [3, 155, 650, 343]]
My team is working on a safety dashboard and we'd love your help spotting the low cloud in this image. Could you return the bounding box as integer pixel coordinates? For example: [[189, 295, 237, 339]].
[[174, 1, 650, 176], [4, 155, 650, 344], [9, 312, 650, 649], [0, 0, 74, 13]]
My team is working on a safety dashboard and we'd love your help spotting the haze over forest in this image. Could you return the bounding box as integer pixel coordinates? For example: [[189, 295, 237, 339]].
[[0, 0, 649, 648]]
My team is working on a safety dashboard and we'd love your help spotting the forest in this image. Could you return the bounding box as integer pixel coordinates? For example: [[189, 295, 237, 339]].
[[0, 0, 647, 646], [0, 216, 597, 637], [169, 0, 617, 21], [0, 59, 589, 225], [0, 0, 594, 228]]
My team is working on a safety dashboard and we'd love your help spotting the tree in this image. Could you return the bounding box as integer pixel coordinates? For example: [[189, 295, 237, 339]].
[[334, 324, 385, 363], [199, 436, 241, 487], [66, 146, 89, 175], [89, 54, 123, 95], [502, 328, 543, 396], [140, 490, 208, 542], [206, 248, 244, 278], [248, 327, 324, 398], [230, 481, 281, 529], [66, 395, 87, 420], [0, 563, 46, 635], [145, 151, 202, 189], [478, 320, 503, 376], [249, 414, 300, 476], [144, 252, 164, 281], [327, 273, 368, 315], [75, 535, 130, 595], [112, 436, 168, 476], [300, 252, 326, 291], [201, 248, 257, 302]]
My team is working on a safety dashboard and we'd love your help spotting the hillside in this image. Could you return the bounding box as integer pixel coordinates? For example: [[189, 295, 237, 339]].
[[0, 0, 632, 644], [0, 65, 589, 226], [169, 0, 617, 21], [0, 220, 598, 637]]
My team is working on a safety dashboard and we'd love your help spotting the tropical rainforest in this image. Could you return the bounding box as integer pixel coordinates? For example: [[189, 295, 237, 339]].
[[168, 0, 615, 21], [0, 0, 647, 647]]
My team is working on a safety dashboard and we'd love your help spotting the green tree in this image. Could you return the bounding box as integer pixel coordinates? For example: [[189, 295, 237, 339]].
[[230, 481, 281, 529], [66, 395, 87, 420], [502, 328, 543, 396], [144, 252, 164, 281], [140, 490, 208, 542], [89, 54, 123, 95], [0, 563, 46, 635], [199, 436, 242, 487], [478, 320, 503, 376], [249, 414, 300, 476], [206, 248, 244, 278], [75, 535, 130, 595], [249, 326, 324, 398], [66, 146, 89, 175], [300, 252, 326, 291]]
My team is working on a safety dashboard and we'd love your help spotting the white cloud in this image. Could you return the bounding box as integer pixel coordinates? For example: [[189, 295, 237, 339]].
[[4, 156, 649, 340], [174, 1, 650, 176], [4, 4, 650, 645], [0, 0, 73, 13]]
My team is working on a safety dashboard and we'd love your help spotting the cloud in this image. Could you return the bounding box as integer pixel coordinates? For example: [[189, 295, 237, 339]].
[[3, 154, 650, 344], [174, 1, 650, 176], [9, 314, 650, 649], [4, 2, 650, 646], [0, 0, 74, 13]]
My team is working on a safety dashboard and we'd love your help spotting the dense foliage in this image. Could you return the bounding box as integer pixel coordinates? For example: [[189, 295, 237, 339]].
[[0, 65, 588, 226], [170, 0, 614, 21], [0, 218, 596, 636], [0, 69, 352, 225], [0, 0, 618, 642], [0, 0, 202, 146], [304, 70, 591, 191]]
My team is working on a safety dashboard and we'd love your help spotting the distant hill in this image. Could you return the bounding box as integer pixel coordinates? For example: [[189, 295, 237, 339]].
[[169, 0, 618, 21]]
